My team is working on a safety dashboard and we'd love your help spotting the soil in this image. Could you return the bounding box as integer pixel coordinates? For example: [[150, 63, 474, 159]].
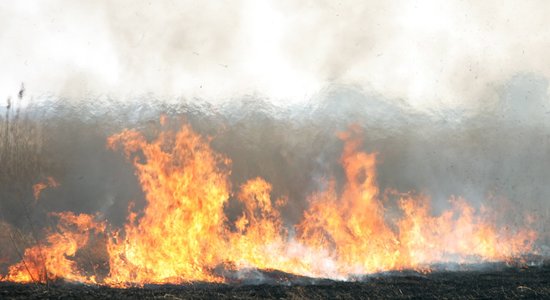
[[1, 264, 549, 299]]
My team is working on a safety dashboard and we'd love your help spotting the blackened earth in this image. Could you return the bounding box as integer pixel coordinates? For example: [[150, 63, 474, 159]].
[[1, 263, 549, 299]]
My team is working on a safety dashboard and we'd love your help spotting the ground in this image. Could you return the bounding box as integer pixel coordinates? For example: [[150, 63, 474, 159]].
[[1, 264, 549, 299]]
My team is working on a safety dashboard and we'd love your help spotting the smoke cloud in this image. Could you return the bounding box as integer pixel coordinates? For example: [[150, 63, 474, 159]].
[[1, 0, 550, 111]]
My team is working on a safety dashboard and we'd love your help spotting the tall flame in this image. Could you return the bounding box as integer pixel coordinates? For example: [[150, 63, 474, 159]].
[[105, 126, 231, 284], [297, 126, 401, 275], [0, 122, 538, 285]]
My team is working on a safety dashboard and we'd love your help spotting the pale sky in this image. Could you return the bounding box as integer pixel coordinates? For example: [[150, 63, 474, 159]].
[[1, 0, 549, 111]]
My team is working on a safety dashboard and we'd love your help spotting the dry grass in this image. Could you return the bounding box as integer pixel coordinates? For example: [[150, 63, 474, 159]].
[[0, 88, 51, 282], [0, 221, 35, 275], [0, 93, 46, 190]]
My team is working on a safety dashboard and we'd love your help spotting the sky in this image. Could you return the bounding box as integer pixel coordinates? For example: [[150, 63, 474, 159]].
[[0, 0, 549, 112]]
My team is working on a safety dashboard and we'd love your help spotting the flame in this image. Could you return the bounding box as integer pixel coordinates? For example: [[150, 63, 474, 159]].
[[0, 122, 538, 285], [105, 126, 231, 284], [3, 213, 105, 283], [295, 128, 536, 275], [32, 177, 60, 201], [403, 195, 536, 263], [297, 127, 402, 275]]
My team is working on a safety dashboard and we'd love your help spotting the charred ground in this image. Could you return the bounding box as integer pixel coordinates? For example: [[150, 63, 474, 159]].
[[1, 263, 549, 299]]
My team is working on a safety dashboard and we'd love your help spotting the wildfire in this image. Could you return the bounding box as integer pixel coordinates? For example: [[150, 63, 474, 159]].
[[0, 121, 538, 286]]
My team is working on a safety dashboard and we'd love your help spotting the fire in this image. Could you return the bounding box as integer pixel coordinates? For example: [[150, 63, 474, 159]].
[[0, 121, 538, 285], [32, 177, 60, 201], [105, 126, 231, 284], [296, 127, 536, 275], [396, 195, 536, 266], [297, 127, 401, 275], [4, 213, 106, 283]]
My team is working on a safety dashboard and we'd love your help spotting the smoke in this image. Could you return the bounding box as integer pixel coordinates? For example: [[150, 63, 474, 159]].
[[0, 76, 547, 250], [1, 0, 550, 111]]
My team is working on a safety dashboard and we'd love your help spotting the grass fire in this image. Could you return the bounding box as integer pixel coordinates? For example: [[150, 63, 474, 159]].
[[2, 1, 550, 298], [0, 111, 543, 286]]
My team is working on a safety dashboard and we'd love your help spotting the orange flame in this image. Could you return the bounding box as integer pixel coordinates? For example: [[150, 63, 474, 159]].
[[1, 122, 538, 285], [32, 177, 60, 201], [4, 213, 106, 283], [105, 125, 232, 284]]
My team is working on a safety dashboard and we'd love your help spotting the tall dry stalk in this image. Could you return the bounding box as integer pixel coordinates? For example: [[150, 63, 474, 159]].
[[0, 89, 45, 188], [0, 86, 51, 284]]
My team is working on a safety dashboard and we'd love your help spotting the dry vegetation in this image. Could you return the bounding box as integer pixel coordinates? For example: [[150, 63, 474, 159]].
[[0, 87, 50, 279], [0, 92, 46, 190]]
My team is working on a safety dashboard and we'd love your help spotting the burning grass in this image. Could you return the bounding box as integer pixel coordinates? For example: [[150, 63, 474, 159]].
[[0, 90, 59, 283], [0, 119, 540, 286]]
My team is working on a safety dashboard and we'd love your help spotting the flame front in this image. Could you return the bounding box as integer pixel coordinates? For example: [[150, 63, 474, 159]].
[[1, 122, 538, 285]]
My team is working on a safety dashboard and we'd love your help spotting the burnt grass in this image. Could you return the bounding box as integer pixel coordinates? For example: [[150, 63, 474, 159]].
[[1, 264, 549, 299]]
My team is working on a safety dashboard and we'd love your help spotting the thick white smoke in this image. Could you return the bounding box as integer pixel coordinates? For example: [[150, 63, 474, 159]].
[[1, 0, 550, 112]]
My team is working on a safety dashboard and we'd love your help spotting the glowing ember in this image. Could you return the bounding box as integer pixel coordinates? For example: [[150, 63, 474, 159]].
[[0, 122, 538, 286]]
